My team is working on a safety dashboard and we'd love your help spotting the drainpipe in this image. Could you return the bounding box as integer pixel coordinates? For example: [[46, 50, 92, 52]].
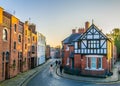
[[9, 18, 12, 79]]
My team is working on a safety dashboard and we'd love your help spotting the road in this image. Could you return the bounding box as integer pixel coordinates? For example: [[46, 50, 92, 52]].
[[26, 59, 120, 86]]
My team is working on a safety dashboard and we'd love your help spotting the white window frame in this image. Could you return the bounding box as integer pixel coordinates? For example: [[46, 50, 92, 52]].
[[74, 42, 78, 49], [85, 55, 104, 71], [66, 45, 69, 51], [3, 28, 8, 41]]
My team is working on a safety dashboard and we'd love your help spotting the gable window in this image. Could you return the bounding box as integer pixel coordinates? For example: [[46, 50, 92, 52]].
[[88, 40, 99, 48], [14, 41, 16, 49], [3, 29, 7, 41], [18, 35, 21, 43]]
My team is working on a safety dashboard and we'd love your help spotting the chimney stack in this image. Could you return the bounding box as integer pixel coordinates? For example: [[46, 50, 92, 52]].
[[72, 29, 76, 34], [85, 21, 90, 30], [78, 28, 85, 34]]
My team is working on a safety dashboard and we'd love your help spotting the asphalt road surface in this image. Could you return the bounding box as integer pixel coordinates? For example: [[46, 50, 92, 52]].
[[26, 59, 120, 86]]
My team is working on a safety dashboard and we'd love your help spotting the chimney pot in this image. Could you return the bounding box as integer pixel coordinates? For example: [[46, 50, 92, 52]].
[[78, 28, 85, 34], [72, 29, 76, 34]]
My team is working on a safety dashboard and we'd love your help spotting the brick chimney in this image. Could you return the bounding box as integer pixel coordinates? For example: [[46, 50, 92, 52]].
[[72, 29, 76, 34], [85, 21, 90, 30], [78, 28, 85, 34]]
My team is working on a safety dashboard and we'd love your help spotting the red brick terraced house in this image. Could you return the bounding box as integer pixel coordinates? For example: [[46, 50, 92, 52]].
[[0, 7, 24, 80], [28, 24, 37, 69], [0, 7, 37, 81], [62, 22, 117, 77], [0, 7, 11, 80]]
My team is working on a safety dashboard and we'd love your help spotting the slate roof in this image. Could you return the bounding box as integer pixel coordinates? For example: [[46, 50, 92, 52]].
[[73, 34, 82, 42], [62, 33, 80, 44]]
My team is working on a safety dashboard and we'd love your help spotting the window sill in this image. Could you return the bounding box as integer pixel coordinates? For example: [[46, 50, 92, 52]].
[[3, 40, 8, 42], [85, 68, 104, 71], [13, 49, 16, 52], [18, 42, 21, 44]]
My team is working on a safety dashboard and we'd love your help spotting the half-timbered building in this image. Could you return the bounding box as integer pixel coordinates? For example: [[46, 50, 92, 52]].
[[62, 23, 116, 77]]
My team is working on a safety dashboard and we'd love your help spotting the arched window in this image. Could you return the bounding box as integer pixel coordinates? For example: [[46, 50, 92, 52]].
[[3, 29, 7, 40], [6, 52, 9, 62]]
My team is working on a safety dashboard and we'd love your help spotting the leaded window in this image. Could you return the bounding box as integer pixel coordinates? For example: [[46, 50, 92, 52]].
[[88, 40, 99, 48]]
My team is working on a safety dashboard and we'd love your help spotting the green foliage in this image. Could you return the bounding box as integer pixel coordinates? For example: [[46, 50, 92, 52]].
[[111, 28, 120, 58], [114, 36, 120, 58]]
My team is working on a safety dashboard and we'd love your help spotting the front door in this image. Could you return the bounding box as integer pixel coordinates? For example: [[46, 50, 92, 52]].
[[5, 62, 9, 79], [31, 57, 34, 69], [20, 60, 22, 72], [72, 58, 74, 69]]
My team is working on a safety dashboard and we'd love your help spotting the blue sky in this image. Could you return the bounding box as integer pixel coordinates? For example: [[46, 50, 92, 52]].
[[0, 0, 120, 47]]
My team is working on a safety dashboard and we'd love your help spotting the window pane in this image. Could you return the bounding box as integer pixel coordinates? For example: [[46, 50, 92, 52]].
[[91, 58, 96, 69], [75, 42, 78, 49], [98, 58, 102, 69], [3, 29, 7, 40]]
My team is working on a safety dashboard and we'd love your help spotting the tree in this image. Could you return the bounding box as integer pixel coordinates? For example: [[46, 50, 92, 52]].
[[108, 28, 120, 59], [114, 35, 120, 59]]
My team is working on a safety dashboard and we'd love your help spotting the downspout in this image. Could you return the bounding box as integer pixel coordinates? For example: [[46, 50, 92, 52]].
[[9, 17, 12, 78]]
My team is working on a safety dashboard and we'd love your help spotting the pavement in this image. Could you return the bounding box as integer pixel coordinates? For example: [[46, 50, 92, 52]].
[[56, 61, 120, 83], [0, 59, 54, 86], [0, 59, 120, 86]]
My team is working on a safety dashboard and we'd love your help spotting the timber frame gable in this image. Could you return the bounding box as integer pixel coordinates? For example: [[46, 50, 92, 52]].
[[74, 24, 109, 55]]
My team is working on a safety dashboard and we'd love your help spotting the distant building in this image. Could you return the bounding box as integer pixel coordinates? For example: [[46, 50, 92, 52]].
[[46, 45, 51, 60], [54, 46, 61, 58], [22, 21, 29, 72], [62, 22, 116, 77], [37, 32, 46, 65], [50, 47, 56, 58], [28, 24, 37, 69]]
